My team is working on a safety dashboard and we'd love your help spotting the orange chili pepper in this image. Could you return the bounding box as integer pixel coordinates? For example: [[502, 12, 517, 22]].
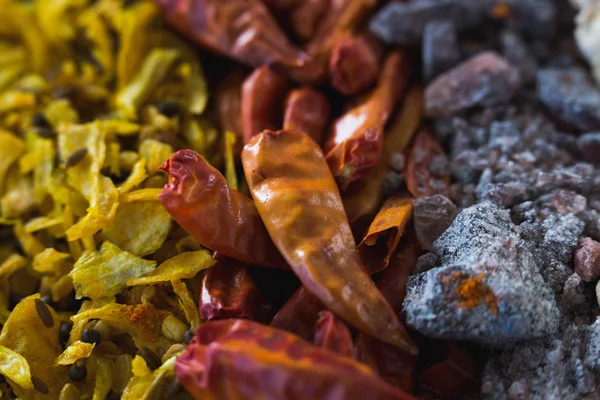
[[242, 66, 288, 145], [358, 196, 413, 274], [159, 150, 287, 269], [283, 87, 331, 144], [343, 85, 423, 225], [242, 129, 415, 353], [176, 319, 418, 400], [324, 51, 414, 190]]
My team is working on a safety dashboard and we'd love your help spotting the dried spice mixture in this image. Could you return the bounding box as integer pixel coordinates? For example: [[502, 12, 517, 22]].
[[0, 0, 599, 399]]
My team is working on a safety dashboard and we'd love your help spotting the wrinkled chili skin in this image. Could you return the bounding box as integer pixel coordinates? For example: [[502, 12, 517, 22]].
[[355, 241, 419, 392], [159, 150, 287, 269], [200, 258, 273, 323], [216, 68, 245, 156], [324, 51, 414, 190], [242, 66, 288, 144], [270, 286, 324, 341], [314, 311, 354, 358], [405, 129, 451, 198], [329, 33, 382, 95], [154, 0, 321, 81], [263, 0, 329, 41], [176, 319, 417, 400], [242, 129, 415, 353], [283, 88, 331, 144]]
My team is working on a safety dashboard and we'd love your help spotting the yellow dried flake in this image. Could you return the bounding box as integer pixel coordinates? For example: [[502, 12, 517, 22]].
[[55, 341, 95, 366], [14, 222, 44, 257], [0, 130, 25, 194], [0, 254, 27, 280], [32, 137, 55, 204], [127, 249, 215, 286], [118, 188, 161, 203], [71, 303, 174, 356], [24, 215, 64, 233], [0, 295, 69, 398], [122, 355, 177, 400], [224, 130, 238, 191], [32, 248, 71, 275], [171, 279, 201, 328], [51, 274, 74, 303], [0, 345, 32, 390], [139, 138, 173, 172], [92, 357, 112, 400], [117, 158, 147, 194], [131, 355, 150, 378], [102, 201, 171, 257], [44, 99, 79, 126], [1, 176, 35, 219], [70, 241, 156, 300]]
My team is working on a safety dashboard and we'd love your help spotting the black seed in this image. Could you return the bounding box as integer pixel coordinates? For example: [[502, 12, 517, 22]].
[[69, 364, 87, 382], [59, 321, 73, 346], [65, 148, 88, 168], [31, 376, 49, 394], [35, 298, 54, 328], [140, 346, 162, 371], [155, 101, 180, 118], [41, 295, 52, 305], [31, 113, 52, 129], [81, 328, 101, 345], [183, 329, 194, 344]]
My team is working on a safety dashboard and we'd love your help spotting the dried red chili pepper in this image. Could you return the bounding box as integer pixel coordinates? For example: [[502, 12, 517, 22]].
[[419, 342, 481, 399], [283, 88, 331, 144], [343, 85, 423, 225], [270, 285, 324, 341], [314, 311, 354, 358], [242, 66, 288, 144], [242, 129, 415, 353], [405, 129, 451, 198], [216, 68, 245, 155], [324, 51, 414, 190], [355, 241, 419, 392], [176, 319, 417, 400], [154, 0, 321, 81], [200, 257, 272, 323], [329, 33, 383, 95], [358, 196, 413, 274], [159, 150, 287, 269]]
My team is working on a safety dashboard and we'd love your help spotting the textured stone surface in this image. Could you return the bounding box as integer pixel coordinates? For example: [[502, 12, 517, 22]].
[[413, 195, 458, 250], [422, 20, 461, 82], [575, 237, 600, 282]]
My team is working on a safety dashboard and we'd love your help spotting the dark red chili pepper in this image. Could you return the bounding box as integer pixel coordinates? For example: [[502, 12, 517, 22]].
[[242, 129, 415, 353], [263, 0, 329, 41], [283, 88, 331, 144], [154, 0, 321, 81], [242, 66, 288, 145], [405, 129, 451, 199], [159, 150, 287, 269], [324, 51, 414, 190], [314, 311, 354, 358], [270, 286, 324, 342], [216, 68, 245, 156], [329, 33, 383, 95], [176, 319, 417, 400], [200, 257, 273, 323]]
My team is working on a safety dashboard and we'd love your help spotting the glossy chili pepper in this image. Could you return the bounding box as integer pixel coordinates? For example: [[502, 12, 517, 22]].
[[405, 129, 451, 198], [242, 129, 415, 353], [419, 342, 481, 399], [242, 66, 288, 144], [263, 0, 329, 41], [314, 311, 354, 358], [283, 88, 331, 144], [154, 0, 321, 81], [200, 257, 273, 323], [270, 285, 324, 341], [343, 85, 423, 225], [176, 319, 417, 400], [355, 240, 419, 392], [358, 196, 413, 274], [216, 68, 245, 156], [324, 51, 414, 190], [329, 33, 383, 95], [159, 150, 287, 269]]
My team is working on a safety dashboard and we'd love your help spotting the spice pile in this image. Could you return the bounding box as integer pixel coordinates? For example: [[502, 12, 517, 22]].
[[0, 0, 598, 399]]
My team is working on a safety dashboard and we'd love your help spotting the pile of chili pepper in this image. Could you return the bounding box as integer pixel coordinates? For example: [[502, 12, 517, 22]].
[[154, 0, 480, 399]]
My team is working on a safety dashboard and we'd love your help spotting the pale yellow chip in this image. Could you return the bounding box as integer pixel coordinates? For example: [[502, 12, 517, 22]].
[[119, 188, 161, 203], [0, 345, 32, 390], [102, 201, 171, 257], [1, 176, 35, 219], [55, 341, 95, 365], [118, 158, 147, 194], [51, 274, 74, 303], [93, 357, 112, 400], [139, 138, 173, 172], [127, 249, 214, 286], [0, 254, 27, 280], [44, 99, 79, 126], [224, 131, 238, 191], [13, 222, 44, 257], [70, 241, 156, 300], [24, 215, 64, 233], [131, 355, 150, 378], [71, 303, 174, 356], [123, 355, 176, 400], [0, 130, 25, 194], [171, 279, 200, 328], [32, 248, 71, 275]]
